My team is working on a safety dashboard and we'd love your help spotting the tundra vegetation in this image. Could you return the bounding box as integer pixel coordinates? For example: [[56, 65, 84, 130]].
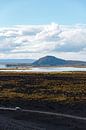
[[0, 72, 86, 113], [0, 72, 86, 130]]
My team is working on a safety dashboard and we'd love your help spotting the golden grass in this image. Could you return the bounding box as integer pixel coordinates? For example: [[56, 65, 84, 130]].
[[0, 72, 86, 103]]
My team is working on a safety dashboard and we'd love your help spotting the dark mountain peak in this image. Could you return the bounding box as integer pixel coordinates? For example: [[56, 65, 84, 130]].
[[42, 55, 65, 60], [32, 55, 66, 66], [41, 55, 59, 60], [42, 55, 57, 58]]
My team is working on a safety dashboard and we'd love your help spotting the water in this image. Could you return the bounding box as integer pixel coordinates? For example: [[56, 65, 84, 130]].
[[0, 64, 6, 68], [0, 66, 86, 72], [29, 67, 86, 72]]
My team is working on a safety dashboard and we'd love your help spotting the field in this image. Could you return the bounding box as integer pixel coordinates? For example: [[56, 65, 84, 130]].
[[0, 71, 86, 115]]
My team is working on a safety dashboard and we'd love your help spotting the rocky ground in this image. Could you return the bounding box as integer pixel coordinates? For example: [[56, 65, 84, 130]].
[[0, 109, 86, 130]]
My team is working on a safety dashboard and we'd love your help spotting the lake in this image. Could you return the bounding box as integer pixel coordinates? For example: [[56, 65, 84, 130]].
[[0, 66, 86, 72], [0, 64, 6, 68]]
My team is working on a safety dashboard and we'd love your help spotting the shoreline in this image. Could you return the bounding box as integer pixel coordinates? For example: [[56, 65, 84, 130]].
[[0, 66, 86, 73]]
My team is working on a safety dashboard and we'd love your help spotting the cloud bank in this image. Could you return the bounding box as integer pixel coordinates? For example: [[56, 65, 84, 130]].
[[0, 23, 86, 61]]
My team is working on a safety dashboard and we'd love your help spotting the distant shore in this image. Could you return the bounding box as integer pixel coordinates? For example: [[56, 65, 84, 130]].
[[0, 66, 86, 73]]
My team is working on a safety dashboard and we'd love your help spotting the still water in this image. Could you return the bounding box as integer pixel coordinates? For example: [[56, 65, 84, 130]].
[[0, 64, 6, 68], [0, 65, 86, 72], [29, 67, 86, 72]]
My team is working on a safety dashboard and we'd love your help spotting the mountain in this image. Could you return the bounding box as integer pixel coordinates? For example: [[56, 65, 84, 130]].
[[32, 55, 86, 66], [1, 56, 86, 67], [32, 56, 66, 66], [0, 59, 35, 64]]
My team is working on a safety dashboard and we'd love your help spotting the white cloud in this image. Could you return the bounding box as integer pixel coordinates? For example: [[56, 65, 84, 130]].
[[0, 23, 86, 61], [35, 23, 61, 41]]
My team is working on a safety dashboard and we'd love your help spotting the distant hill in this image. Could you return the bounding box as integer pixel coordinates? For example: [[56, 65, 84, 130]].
[[32, 56, 86, 66], [0, 59, 35, 64], [1, 56, 86, 67], [32, 56, 66, 66]]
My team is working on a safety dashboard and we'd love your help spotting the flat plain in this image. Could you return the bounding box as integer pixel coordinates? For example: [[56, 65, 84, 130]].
[[0, 71, 86, 113], [0, 71, 86, 130]]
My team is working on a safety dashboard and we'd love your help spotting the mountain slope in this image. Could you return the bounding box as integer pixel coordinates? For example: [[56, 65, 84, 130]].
[[32, 56, 66, 66], [32, 56, 86, 66]]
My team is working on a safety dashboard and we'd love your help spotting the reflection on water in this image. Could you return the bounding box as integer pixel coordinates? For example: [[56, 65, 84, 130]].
[[0, 66, 86, 72]]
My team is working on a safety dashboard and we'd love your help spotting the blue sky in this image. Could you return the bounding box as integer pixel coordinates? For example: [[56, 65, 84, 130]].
[[0, 0, 86, 60], [0, 0, 86, 26]]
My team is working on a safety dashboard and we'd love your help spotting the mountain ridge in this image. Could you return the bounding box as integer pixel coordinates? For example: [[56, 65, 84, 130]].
[[0, 59, 35, 64], [32, 55, 86, 66]]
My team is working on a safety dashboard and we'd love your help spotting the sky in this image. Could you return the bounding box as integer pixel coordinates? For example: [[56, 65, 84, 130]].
[[0, 0, 86, 61]]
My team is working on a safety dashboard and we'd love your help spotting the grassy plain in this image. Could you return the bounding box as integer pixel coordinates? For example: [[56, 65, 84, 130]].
[[0, 71, 86, 115]]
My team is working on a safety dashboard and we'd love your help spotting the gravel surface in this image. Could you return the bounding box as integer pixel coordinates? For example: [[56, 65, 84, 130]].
[[0, 110, 86, 130]]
